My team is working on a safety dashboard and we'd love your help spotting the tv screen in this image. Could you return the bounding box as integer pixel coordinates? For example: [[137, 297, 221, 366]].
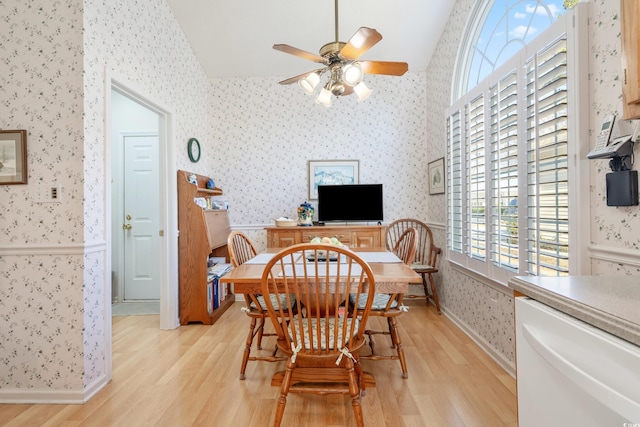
[[317, 184, 383, 223]]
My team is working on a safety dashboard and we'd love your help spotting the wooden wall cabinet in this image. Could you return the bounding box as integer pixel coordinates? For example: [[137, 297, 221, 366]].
[[621, 0, 640, 120], [177, 170, 233, 325], [265, 225, 386, 248]]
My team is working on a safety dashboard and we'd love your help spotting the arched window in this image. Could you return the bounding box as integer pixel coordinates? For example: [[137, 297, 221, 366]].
[[454, 0, 565, 99], [446, 1, 585, 283]]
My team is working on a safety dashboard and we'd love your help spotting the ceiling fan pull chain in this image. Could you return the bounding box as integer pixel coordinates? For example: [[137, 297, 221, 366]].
[[334, 0, 339, 42]]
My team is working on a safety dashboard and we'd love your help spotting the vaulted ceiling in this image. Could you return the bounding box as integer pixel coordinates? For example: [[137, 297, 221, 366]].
[[165, 0, 456, 79]]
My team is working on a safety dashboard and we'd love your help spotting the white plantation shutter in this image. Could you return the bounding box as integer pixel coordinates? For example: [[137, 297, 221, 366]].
[[447, 111, 463, 255], [489, 72, 519, 272], [467, 95, 486, 261], [445, 10, 581, 284], [525, 36, 569, 276]]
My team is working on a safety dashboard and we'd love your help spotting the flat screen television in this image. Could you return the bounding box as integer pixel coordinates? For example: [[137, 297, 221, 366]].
[[317, 184, 383, 223]]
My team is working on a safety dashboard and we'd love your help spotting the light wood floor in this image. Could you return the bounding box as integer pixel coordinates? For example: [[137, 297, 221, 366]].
[[0, 302, 517, 427]]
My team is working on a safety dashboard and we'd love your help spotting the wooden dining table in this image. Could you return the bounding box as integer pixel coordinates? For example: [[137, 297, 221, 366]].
[[218, 246, 422, 293], [219, 246, 422, 387]]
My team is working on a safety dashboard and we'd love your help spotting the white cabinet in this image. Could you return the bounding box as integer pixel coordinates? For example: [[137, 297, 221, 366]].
[[515, 297, 640, 426]]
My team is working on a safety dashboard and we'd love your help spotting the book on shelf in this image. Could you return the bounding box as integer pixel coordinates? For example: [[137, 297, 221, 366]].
[[207, 263, 233, 313]]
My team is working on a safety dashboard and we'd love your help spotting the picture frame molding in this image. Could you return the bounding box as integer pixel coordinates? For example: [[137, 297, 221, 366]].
[[0, 129, 28, 185], [308, 159, 359, 200], [428, 157, 445, 195]]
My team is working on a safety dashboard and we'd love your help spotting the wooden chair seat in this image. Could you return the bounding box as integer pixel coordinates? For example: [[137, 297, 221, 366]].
[[287, 317, 360, 350], [247, 294, 295, 311], [350, 293, 400, 310]]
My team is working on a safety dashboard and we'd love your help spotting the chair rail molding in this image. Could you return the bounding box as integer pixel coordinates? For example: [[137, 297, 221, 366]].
[[588, 244, 640, 268], [0, 240, 105, 256]]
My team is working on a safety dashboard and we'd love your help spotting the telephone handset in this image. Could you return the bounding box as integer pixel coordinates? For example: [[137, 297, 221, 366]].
[[594, 115, 616, 152], [587, 113, 633, 161]]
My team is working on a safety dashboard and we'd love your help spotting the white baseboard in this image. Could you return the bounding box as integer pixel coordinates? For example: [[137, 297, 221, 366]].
[[0, 375, 108, 404]]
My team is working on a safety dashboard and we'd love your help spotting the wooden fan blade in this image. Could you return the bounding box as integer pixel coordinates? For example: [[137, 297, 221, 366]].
[[278, 69, 322, 85], [359, 60, 409, 76], [339, 27, 382, 60], [273, 44, 328, 64]]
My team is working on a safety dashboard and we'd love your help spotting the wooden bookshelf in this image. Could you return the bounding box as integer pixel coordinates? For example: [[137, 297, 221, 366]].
[[177, 170, 233, 325]]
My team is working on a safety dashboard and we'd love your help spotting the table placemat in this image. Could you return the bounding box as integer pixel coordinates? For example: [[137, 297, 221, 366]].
[[356, 252, 402, 263], [245, 253, 299, 264]]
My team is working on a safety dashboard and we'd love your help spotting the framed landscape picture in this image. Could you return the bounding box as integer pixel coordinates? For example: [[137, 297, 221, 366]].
[[0, 130, 28, 185], [308, 160, 359, 200], [428, 157, 445, 195]]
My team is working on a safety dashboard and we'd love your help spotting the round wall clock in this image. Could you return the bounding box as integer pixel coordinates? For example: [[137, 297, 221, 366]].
[[187, 137, 201, 163]]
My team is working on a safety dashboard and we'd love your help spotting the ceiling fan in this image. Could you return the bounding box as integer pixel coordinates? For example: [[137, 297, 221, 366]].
[[273, 0, 408, 106]]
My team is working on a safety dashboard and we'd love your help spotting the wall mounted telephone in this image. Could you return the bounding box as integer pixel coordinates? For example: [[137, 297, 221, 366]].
[[593, 115, 615, 152], [586, 114, 635, 161]]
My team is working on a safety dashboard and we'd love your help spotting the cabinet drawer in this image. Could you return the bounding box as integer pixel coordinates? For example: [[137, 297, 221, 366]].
[[301, 230, 351, 244]]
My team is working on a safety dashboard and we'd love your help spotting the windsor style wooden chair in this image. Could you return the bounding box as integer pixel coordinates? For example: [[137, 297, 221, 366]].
[[386, 218, 442, 313], [261, 243, 376, 427]]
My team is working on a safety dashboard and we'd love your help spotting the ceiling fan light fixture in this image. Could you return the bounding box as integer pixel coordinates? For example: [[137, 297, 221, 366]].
[[342, 63, 363, 86], [354, 81, 372, 102], [316, 87, 333, 107], [299, 72, 320, 95]]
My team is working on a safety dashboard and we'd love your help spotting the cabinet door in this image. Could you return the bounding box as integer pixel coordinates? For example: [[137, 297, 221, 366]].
[[203, 210, 231, 250], [621, 0, 640, 119], [270, 230, 300, 248], [350, 230, 380, 248]]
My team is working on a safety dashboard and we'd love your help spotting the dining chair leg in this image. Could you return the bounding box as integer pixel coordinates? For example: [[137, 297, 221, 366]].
[[256, 318, 265, 350], [354, 358, 366, 396], [427, 272, 441, 314], [389, 316, 408, 378], [273, 361, 294, 427], [240, 317, 258, 380], [420, 272, 431, 305], [346, 362, 365, 427]]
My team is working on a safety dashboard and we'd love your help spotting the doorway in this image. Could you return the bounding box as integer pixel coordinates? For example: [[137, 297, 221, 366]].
[[106, 80, 179, 330], [111, 91, 161, 309]]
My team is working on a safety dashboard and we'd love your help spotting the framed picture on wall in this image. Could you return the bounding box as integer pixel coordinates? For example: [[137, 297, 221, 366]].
[[0, 130, 28, 185], [428, 157, 445, 195], [308, 160, 359, 200]]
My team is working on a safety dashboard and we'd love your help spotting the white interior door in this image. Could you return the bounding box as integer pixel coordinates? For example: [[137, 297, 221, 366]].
[[123, 134, 160, 300]]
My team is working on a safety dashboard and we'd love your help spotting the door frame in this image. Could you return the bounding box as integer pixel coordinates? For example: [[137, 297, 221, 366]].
[[105, 69, 180, 338]]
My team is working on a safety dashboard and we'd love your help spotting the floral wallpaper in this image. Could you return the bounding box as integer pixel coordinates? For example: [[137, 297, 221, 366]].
[[209, 74, 429, 228], [0, 0, 86, 394], [1, 0, 215, 399], [589, 0, 640, 259]]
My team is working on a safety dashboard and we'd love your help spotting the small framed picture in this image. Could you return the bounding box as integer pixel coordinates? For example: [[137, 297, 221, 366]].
[[0, 130, 28, 185], [428, 157, 445, 195], [308, 160, 359, 200]]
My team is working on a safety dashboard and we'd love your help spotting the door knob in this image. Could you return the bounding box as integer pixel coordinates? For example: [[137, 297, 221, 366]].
[[122, 223, 132, 230]]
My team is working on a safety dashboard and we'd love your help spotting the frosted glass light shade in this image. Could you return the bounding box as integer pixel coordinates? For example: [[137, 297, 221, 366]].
[[354, 82, 372, 102], [316, 88, 332, 107], [342, 63, 363, 86], [299, 73, 320, 95]]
